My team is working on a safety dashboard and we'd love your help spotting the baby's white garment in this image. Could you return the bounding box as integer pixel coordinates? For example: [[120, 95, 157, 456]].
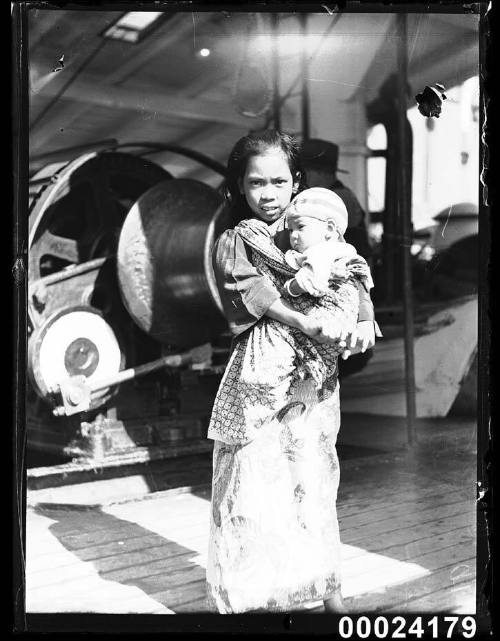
[[285, 240, 358, 295]]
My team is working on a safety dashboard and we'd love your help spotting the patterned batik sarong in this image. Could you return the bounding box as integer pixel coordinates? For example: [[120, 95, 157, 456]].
[[207, 218, 371, 445], [206, 376, 343, 613]]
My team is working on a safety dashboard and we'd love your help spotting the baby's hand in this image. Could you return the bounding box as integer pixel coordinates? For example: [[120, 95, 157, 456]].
[[294, 269, 324, 297], [330, 257, 350, 280]]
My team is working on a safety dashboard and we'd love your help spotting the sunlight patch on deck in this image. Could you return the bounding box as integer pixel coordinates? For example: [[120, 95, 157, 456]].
[[340, 543, 430, 597], [103, 492, 211, 561]]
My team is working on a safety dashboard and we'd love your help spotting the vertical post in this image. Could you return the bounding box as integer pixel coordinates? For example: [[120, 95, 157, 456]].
[[397, 14, 417, 445], [300, 13, 310, 140], [271, 13, 281, 131], [384, 141, 396, 304]]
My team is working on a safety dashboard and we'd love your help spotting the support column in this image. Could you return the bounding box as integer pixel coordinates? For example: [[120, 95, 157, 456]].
[[397, 13, 417, 445]]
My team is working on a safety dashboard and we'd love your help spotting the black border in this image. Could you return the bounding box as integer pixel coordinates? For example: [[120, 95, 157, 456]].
[[12, 0, 494, 636]]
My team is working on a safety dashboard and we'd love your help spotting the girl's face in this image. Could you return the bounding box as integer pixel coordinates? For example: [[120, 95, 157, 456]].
[[239, 150, 298, 223]]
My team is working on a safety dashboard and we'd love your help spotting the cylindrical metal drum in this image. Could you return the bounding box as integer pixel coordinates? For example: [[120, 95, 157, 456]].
[[117, 179, 231, 349]]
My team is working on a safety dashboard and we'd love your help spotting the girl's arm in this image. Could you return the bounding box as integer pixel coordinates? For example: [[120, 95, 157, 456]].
[[265, 298, 322, 338], [213, 230, 310, 336], [357, 282, 382, 337]]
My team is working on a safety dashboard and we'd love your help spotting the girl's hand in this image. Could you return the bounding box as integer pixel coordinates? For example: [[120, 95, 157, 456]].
[[298, 316, 323, 339], [316, 323, 348, 347], [341, 321, 376, 359]]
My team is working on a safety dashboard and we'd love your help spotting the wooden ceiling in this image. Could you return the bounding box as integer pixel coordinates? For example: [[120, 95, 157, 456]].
[[28, 9, 479, 186]]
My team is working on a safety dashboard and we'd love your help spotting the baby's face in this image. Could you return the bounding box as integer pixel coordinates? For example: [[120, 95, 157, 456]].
[[288, 216, 333, 253]]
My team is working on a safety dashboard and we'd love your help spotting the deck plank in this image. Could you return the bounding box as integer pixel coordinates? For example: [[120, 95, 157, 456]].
[[29, 545, 195, 576], [342, 501, 472, 547], [343, 541, 474, 582], [338, 486, 471, 518], [124, 565, 206, 593], [343, 525, 473, 564], [340, 492, 471, 529], [345, 563, 476, 613], [385, 580, 476, 613], [344, 513, 473, 554], [150, 580, 208, 609]]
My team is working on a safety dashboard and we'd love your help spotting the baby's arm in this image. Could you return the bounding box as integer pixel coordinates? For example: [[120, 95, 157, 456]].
[[284, 245, 333, 297], [285, 266, 325, 297]]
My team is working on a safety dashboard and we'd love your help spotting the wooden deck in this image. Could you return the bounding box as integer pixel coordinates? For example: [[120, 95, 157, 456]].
[[26, 418, 477, 615]]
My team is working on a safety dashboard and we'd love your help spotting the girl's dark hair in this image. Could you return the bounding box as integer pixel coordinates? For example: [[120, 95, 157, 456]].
[[224, 129, 304, 226]]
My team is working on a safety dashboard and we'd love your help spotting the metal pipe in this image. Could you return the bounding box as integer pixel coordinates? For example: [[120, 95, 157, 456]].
[[29, 139, 118, 175], [300, 13, 310, 140], [90, 354, 189, 392], [31, 257, 107, 287], [89, 343, 212, 392], [108, 141, 228, 177], [397, 14, 417, 446], [270, 13, 281, 131]]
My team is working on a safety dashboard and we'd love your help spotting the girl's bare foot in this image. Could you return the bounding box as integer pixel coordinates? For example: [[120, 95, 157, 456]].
[[323, 590, 348, 613]]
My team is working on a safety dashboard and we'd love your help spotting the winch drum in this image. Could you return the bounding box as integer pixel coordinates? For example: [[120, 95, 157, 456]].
[[117, 178, 231, 349]]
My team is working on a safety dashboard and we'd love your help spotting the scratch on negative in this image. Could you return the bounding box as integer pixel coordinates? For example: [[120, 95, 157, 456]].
[[408, 14, 423, 65], [309, 78, 366, 89], [192, 12, 196, 50], [12, 257, 25, 286], [321, 5, 336, 14], [480, 87, 489, 206], [441, 204, 453, 238]]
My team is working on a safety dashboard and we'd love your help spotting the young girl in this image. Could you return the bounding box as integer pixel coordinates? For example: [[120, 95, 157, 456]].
[[206, 130, 378, 614], [207, 187, 373, 444]]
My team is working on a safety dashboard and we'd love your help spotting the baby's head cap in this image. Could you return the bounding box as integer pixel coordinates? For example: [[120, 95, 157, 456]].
[[286, 187, 348, 234]]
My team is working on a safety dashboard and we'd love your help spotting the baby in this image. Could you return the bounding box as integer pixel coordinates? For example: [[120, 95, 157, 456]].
[[284, 186, 373, 302]]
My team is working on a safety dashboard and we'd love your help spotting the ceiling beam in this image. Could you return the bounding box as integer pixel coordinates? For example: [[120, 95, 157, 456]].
[[183, 66, 231, 99], [29, 12, 220, 145], [29, 66, 234, 155], [34, 74, 261, 128], [107, 12, 215, 85]]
